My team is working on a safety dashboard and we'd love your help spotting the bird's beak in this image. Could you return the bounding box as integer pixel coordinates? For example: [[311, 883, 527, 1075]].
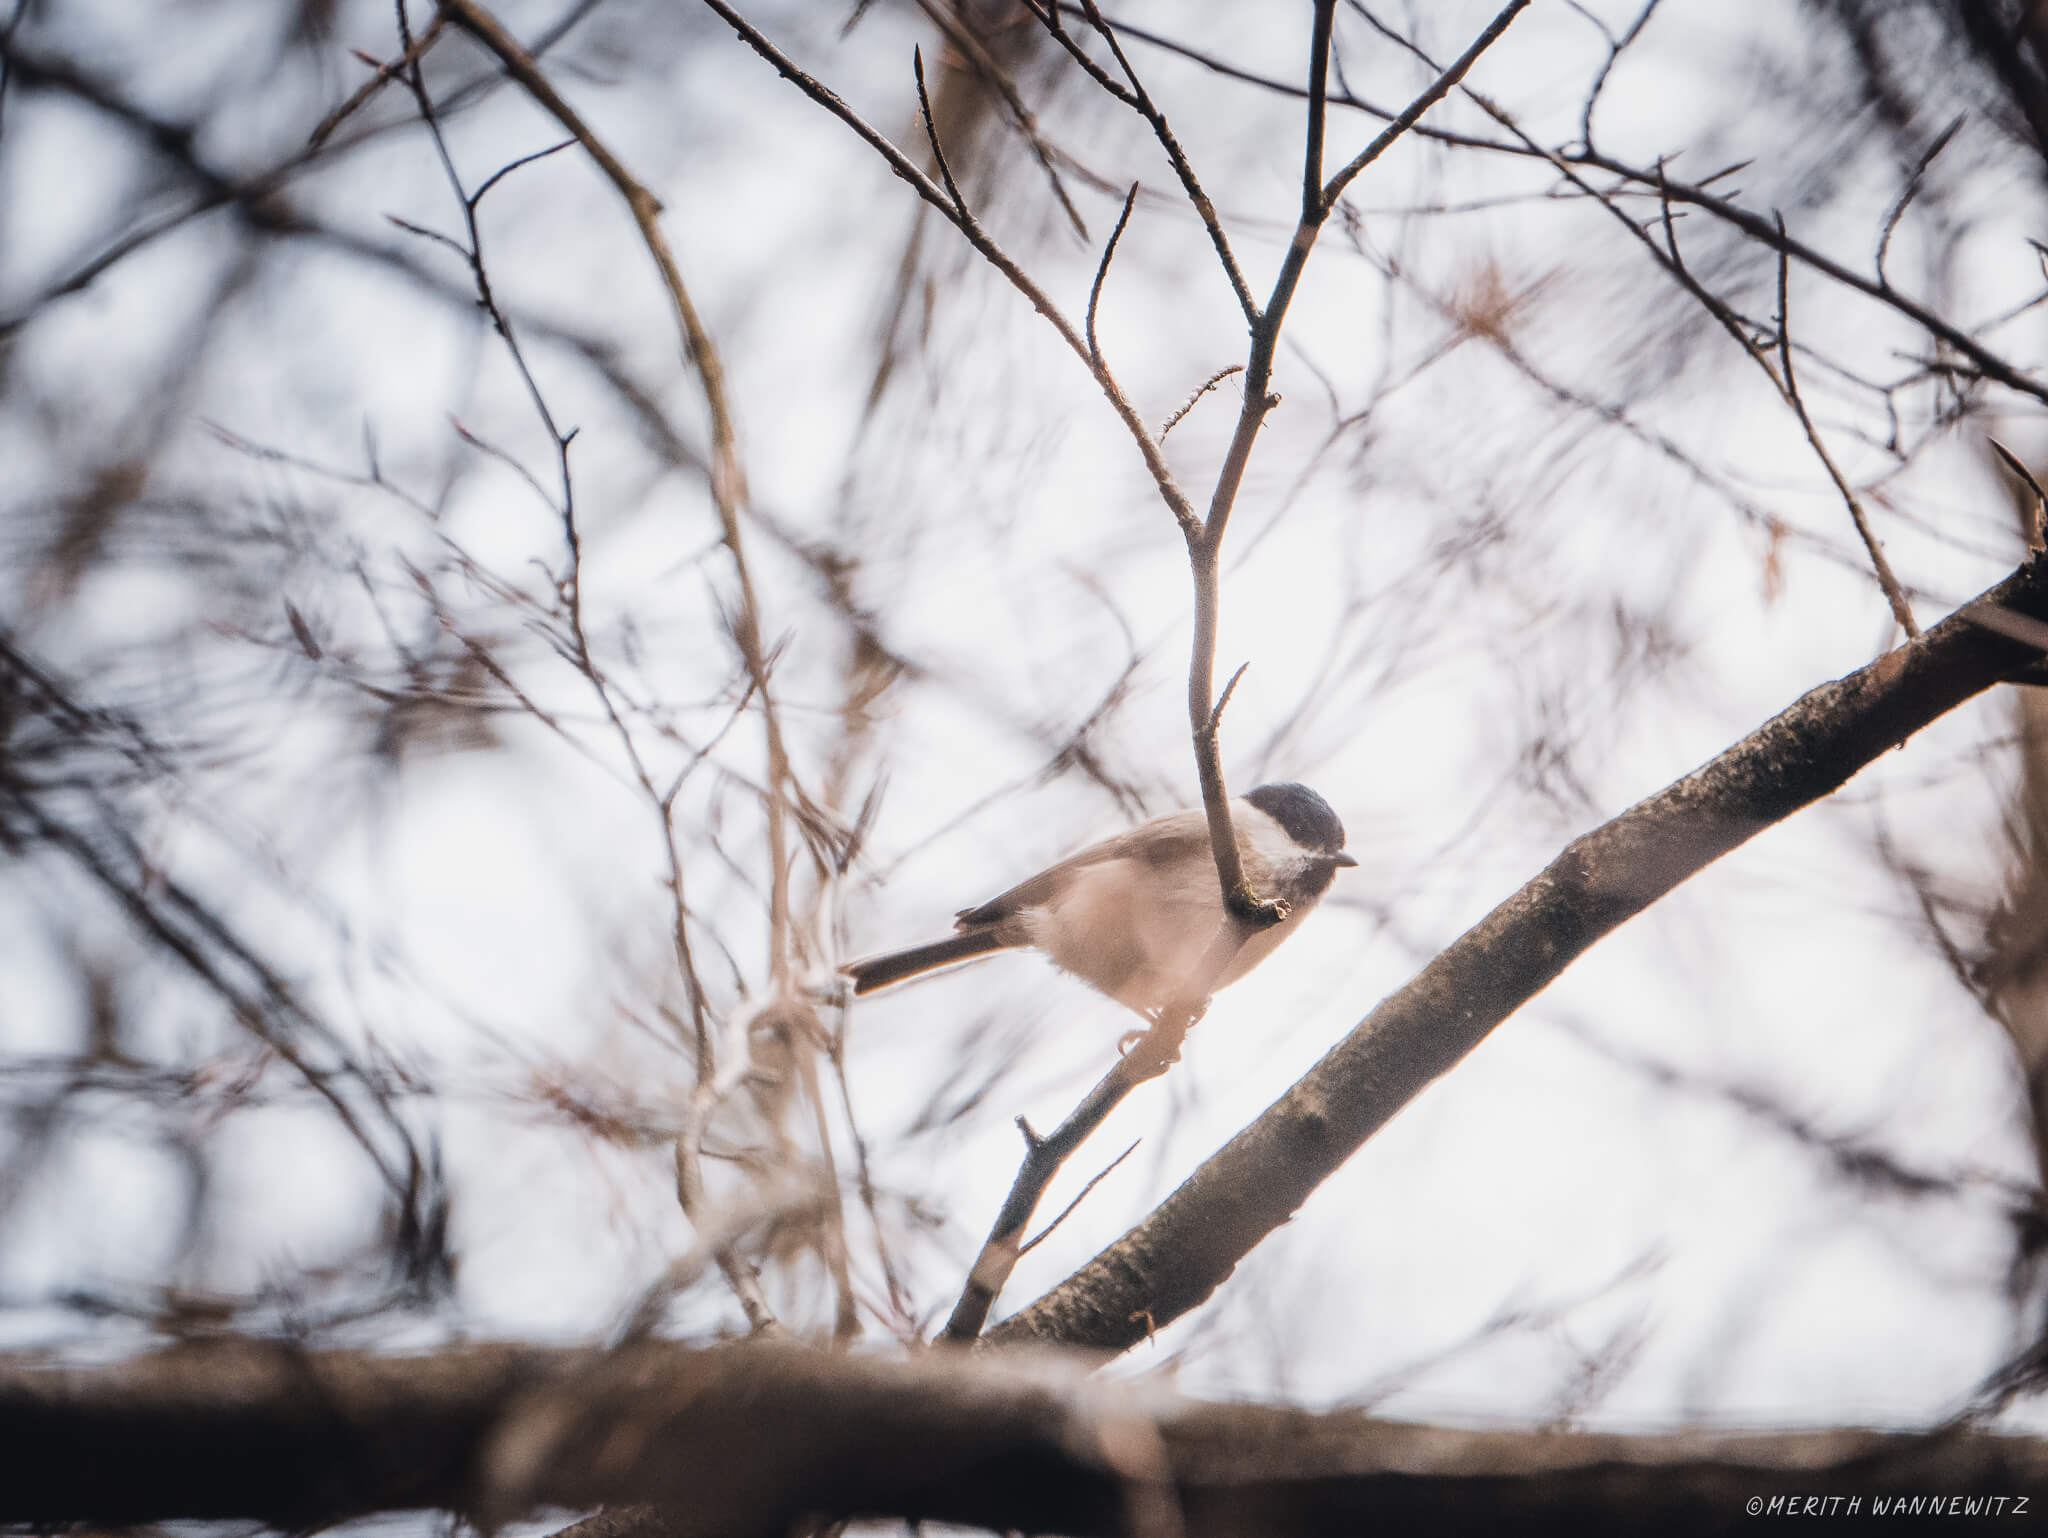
[[1331, 851, 1358, 868]]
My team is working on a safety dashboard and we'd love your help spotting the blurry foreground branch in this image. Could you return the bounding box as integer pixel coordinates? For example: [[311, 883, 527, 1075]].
[[6, 1338, 2047, 1535]]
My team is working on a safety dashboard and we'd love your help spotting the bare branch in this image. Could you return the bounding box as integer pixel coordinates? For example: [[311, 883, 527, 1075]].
[[1569, 0, 1663, 153], [1773, 216, 1919, 637], [470, 135, 577, 206], [12, 1338, 2048, 1533], [1206, 659, 1249, 736], [1170, 0, 1527, 929], [697, 0, 1198, 538], [1876, 113, 1963, 288], [1019, 1138, 1140, 1255], [1159, 364, 1243, 438], [912, 0, 1090, 239], [1302, 0, 1335, 221], [1319, 0, 1531, 211], [1992, 438, 2048, 553], [1082, 17, 2048, 410], [1468, 96, 1920, 635], [942, 929, 1237, 1343], [1028, 0, 1258, 324], [912, 47, 967, 215], [1087, 183, 1139, 368], [308, 13, 448, 148]]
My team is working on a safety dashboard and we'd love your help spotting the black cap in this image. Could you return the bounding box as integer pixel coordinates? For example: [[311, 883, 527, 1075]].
[[1244, 782, 1348, 856]]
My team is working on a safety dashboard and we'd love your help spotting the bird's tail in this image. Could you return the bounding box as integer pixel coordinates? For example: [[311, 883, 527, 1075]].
[[843, 929, 1012, 995]]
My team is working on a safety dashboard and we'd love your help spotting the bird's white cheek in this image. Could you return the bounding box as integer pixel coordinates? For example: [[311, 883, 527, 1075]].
[[1237, 808, 1304, 873]]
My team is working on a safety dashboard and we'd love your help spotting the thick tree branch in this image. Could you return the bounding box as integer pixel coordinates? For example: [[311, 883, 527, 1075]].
[[990, 554, 2048, 1355], [8, 1339, 2048, 1535]]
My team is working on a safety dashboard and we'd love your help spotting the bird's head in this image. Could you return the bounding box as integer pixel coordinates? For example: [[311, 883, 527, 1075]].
[[1245, 782, 1357, 886]]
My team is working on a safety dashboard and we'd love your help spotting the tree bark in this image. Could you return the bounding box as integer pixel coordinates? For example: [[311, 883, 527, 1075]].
[[5, 1338, 2046, 1535]]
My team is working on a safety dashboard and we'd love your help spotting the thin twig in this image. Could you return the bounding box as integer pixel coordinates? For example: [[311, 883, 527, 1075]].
[[1158, 364, 1242, 439], [1024, 0, 1257, 323], [940, 1002, 1192, 1342], [912, 0, 1089, 240], [309, 13, 447, 147], [1319, 0, 1530, 211], [1215, 0, 1525, 920], [912, 48, 966, 214], [792, 1043, 861, 1342], [1087, 183, 1138, 368], [1302, 0, 1333, 219], [826, 1025, 916, 1331], [1992, 438, 2048, 553], [1206, 660, 1249, 736], [470, 134, 576, 205], [1018, 1139, 1141, 1255], [1773, 216, 1918, 637], [1875, 113, 1963, 289], [1567, 0, 1661, 154], [1178, 1, 1528, 926]]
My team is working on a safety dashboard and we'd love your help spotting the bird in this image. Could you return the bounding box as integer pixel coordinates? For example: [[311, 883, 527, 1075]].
[[843, 782, 1355, 1017]]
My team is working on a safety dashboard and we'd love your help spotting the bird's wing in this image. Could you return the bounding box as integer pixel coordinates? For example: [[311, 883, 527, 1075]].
[[954, 809, 1212, 928]]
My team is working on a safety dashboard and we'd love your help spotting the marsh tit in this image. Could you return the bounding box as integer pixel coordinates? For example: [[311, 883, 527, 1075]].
[[843, 782, 1355, 1016]]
